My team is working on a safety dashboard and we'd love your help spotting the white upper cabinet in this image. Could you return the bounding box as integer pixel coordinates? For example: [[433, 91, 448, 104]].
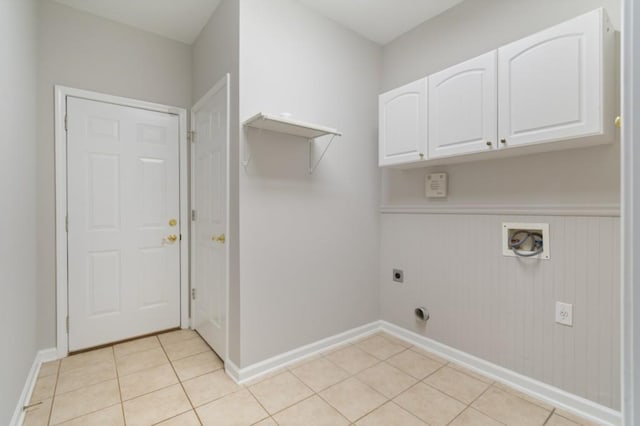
[[498, 8, 614, 149], [428, 51, 498, 159], [379, 78, 428, 166]]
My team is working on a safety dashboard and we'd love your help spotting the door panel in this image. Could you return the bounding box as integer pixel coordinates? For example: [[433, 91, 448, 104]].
[[429, 51, 498, 158], [192, 76, 229, 359], [67, 97, 181, 351], [498, 10, 603, 147]]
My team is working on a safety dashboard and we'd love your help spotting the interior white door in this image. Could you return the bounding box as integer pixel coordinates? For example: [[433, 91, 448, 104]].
[[191, 75, 229, 359], [428, 51, 498, 158], [379, 78, 428, 166], [67, 96, 181, 351], [498, 9, 605, 148]]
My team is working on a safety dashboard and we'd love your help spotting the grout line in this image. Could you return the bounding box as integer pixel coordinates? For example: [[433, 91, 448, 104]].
[[111, 346, 127, 425], [543, 408, 557, 425], [45, 359, 62, 424]]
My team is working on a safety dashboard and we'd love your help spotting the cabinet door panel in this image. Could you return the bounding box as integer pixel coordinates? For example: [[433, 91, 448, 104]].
[[379, 79, 427, 166], [429, 51, 497, 159], [498, 9, 605, 147]]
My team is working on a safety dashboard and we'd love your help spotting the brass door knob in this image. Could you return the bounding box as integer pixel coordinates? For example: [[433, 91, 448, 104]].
[[212, 234, 226, 244], [486, 141, 493, 147], [615, 116, 622, 128], [164, 234, 178, 243]]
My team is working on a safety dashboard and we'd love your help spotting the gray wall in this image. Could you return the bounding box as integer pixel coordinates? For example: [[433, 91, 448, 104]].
[[191, 0, 241, 365], [37, 1, 193, 348], [0, 0, 39, 422], [380, 0, 621, 409], [238, 0, 382, 366]]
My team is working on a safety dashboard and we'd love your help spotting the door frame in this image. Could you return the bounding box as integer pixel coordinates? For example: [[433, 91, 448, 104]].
[[190, 74, 231, 363], [54, 85, 189, 358]]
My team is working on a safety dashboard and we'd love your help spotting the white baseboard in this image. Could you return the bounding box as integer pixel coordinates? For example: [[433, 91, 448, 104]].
[[225, 322, 380, 384], [224, 320, 621, 426], [10, 348, 57, 426], [379, 321, 622, 426]]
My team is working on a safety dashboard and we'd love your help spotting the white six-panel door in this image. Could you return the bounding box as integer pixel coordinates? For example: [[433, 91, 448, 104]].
[[429, 51, 498, 158], [67, 96, 181, 351], [191, 76, 229, 359]]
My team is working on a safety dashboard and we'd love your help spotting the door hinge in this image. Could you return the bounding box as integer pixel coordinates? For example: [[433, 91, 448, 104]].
[[66, 316, 69, 333], [188, 130, 196, 143], [191, 210, 197, 221], [64, 114, 68, 131], [191, 288, 196, 300]]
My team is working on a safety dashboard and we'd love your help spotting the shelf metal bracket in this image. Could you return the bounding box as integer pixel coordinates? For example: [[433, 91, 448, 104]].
[[308, 134, 337, 175]]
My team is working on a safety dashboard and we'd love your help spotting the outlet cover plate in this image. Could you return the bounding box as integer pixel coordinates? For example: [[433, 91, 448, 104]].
[[555, 302, 573, 327]]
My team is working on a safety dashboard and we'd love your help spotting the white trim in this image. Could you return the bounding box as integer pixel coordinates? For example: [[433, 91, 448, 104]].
[[54, 85, 189, 358], [9, 348, 57, 426], [190, 74, 231, 363], [223, 320, 621, 425], [225, 322, 380, 384], [379, 321, 621, 426], [622, 0, 638, 425], [380, 204, 621, 217]]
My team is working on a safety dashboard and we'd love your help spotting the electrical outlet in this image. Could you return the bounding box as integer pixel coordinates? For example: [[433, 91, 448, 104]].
[[555, 302, 573, 327]]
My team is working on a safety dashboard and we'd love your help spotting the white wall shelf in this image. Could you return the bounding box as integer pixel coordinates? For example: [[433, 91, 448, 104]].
[[242, 113, 342, 174], [243, 113, 342, 138]]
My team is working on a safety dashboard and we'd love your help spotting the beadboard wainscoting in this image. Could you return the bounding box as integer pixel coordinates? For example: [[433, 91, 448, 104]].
[[379, 210, 621, 410]]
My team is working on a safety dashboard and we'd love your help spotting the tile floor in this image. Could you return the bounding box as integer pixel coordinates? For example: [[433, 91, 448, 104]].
[[23, 330, 598, 425]]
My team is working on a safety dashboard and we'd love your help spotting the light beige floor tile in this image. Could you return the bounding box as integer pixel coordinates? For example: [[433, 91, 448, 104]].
[[116, 347, 169, 377], [355, 401, 426, 426], [356, 335, 406, 360], [23, 398, 52, 426], [252, 418, 277, 426], [59, 347, 114, 373], [196, 388, 268, 426], [156, 410, 202, 425], [424, 366, 491, 404], [249, 371, 313, 414], [449, 363, 494, 384], [163, 336, 211, 361], [319, 377, 386, 422], [471, 386, 552, 426], [119, 363, 179, 401], [357, 362, 417, 398], [56, 359, 117, 395], [375, 332, 411, 348], [57, 404, 124, 426], [172, 350, 223, 381], [113, 336, 160, 359], [50, 379, 120, 424], [393, 382, 466, 426], [553, 408, 600, 426], [325, 346, 379, 375], [409, 346, 449, 365], [546, 414, 581, 426], [183, 370, 241, 407], [30, 374, 57, 403], [449, 407, 503, 426], [285, 353, 322, 370], [321, 342, 352, 355], [291, 357, 350, 392], [123, 383, 192, 426], [241, 367, 288, 387], [493, 381, 553, 410], [273, 395, 349, 426], [158, 329, 198, 347], [387, 349, 444, 379], [39, 360, 60, 378]]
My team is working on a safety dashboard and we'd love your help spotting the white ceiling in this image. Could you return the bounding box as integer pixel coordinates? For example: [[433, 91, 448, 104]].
[[51, 0, 463, 46], [296, 0, 465, 45], [51, 0, 222, 44]]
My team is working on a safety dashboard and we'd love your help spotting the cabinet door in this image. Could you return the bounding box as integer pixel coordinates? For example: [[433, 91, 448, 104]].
[[428, 51, 498, 159], [498, 9, 607, 148], [379, 78, 427, 166]]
